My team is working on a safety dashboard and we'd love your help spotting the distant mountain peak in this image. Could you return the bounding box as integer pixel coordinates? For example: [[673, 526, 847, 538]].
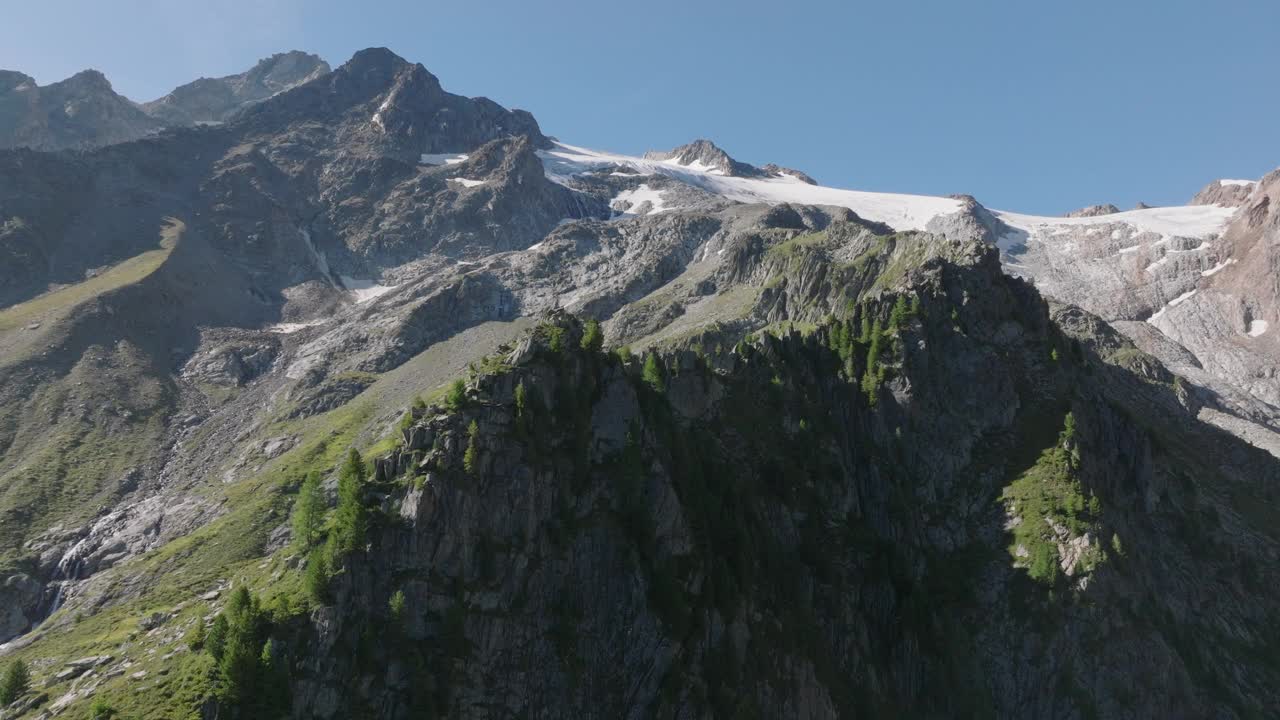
[[142, 50, 330, 125], [1065, 203, 1120, 218], [63, 68, 113, 90], [0, 67, 157, 150], [1190, 178, 1256, 208], [342, 46, 412, 77], [643, 138, 816, 183], [0, 69, 36, 92]]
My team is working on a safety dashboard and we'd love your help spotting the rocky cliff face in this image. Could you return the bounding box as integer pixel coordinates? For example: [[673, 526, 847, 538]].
[[286, 238, 1279, 719]]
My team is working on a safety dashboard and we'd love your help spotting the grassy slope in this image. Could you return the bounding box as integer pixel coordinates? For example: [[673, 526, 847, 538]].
[[0, 220, 184, 571], [0, 218, 181, 344], [2, 319, 531, 719]]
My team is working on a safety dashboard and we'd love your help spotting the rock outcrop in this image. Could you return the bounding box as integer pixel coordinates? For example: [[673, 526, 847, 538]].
[[1190, 178, 1256, 207]]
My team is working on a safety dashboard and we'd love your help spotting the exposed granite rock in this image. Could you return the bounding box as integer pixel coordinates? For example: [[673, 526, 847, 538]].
[[0, 572, 43, 641]]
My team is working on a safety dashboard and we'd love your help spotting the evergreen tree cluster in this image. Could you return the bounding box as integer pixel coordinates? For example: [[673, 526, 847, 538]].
[[206, 586, 289, 717], [292, 449, 371, 603], [822, 295, 921, 406]]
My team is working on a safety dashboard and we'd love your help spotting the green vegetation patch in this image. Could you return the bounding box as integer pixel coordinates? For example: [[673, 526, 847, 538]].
[[1000, 413, 1104, 584], [0, 218, 181, 333], [766, 229, 830, 256]]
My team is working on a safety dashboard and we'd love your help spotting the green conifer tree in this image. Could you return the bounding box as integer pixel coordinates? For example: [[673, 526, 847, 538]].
[[463, 420, 480, 475], [291, 471, 325, 550], [332, 449, 368, 555], [0, 659, 30, 706], [581, 318, 604, 353], [642, 354, 666, 394]]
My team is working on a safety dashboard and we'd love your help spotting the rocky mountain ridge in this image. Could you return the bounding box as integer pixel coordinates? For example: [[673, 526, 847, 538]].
[[0, 69, 160, 150], [140, 51, 329, 126], [0, 51, 328, 151]]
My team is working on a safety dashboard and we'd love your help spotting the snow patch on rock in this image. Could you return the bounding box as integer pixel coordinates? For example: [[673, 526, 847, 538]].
[[340, 275, 397, 304], [420, 153, 470, 165], [1201, 258, 1237, 277], [268, 320, 324, 334], [611, 184, 670, 217]]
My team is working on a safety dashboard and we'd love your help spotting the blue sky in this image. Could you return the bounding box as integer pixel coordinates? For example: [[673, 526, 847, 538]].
[[3, 0, 1277, 214]]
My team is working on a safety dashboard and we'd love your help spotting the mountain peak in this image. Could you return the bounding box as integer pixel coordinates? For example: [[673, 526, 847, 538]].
[[1190, 178, 1256, 208], [142, 50, 331, 125], [240, 50, 329, 91], [643, 138, 816, 183], [0, 69, 36, 93], [1064, 203, 1120, 218], [62, 69, 113, 91], [342, 47, 411, 76]]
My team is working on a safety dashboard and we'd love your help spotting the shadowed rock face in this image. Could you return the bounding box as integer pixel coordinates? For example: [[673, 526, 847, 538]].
[[294, 245, 1280, 718]]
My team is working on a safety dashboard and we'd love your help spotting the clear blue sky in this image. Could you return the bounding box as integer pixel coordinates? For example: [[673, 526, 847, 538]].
[[3, 0, 1277, 214]]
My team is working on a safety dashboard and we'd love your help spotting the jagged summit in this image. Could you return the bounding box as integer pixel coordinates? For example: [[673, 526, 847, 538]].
[[229, 47, 547, 157], [61, 69, 114, 90], [644, 137, 816, 183], [141, 50, 329, 125]]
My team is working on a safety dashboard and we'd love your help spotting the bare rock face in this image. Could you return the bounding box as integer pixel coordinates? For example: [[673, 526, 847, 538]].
[[1190, 178, 1256, 207], [997, 169, 1280, 455], [0, 573, 43, 640], [1146, 170, 1280, 409]]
